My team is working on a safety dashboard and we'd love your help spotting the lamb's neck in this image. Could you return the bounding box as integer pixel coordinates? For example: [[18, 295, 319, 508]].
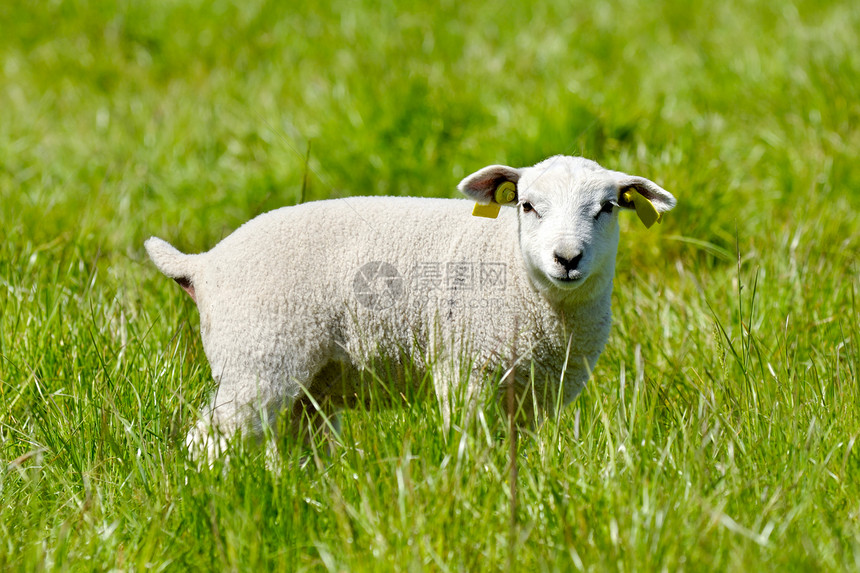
[[552, 281, 612, 324]]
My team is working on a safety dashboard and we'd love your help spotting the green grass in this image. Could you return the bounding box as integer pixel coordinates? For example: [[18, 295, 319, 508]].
[[2, 0, 859, 569]]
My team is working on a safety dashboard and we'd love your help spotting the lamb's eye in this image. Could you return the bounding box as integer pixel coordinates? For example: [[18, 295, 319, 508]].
[[595, 201, 614, 220], [520, 201, 541, 218]]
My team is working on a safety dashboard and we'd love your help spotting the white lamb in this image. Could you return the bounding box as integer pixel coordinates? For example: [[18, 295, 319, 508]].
[[145, 155, 676, 458]]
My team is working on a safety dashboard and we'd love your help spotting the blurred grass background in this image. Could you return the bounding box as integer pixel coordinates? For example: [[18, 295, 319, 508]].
[[1, 0, 859, 570]]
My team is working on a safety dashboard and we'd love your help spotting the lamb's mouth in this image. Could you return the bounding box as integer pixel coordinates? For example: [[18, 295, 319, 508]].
[[550, 271, 586, 287]]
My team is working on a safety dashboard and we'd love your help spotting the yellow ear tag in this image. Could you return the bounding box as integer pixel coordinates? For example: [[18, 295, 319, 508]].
[[472, 181, 517, 219], [472, 202, 501, 218], [622, 189, 662, 229]]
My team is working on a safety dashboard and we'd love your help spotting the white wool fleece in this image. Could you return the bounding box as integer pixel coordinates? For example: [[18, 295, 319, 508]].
[[146, 155, 676, 458]]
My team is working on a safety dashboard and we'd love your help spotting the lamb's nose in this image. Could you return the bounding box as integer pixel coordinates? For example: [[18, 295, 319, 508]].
[[554, 251, 583, 272]]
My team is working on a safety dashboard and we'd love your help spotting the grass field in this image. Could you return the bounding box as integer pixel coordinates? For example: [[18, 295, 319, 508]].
[[2, 0, 859, 570]]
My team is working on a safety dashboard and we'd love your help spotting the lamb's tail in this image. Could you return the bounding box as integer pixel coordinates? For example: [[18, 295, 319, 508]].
[[145, 237, 199, 301]]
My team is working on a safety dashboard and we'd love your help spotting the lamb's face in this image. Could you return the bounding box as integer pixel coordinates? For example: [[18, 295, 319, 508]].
[[458, 155, 676, 301], [515, 161, 622, 293]]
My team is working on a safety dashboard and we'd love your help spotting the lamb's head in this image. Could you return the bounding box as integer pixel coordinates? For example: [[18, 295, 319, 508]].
[[459, 155, 676, 301]]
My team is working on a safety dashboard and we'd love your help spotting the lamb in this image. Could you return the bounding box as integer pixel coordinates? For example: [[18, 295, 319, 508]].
[[145, 155, 676, 459]]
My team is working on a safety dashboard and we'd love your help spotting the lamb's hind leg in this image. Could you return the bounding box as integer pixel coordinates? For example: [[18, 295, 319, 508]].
[[188, 360, 348, 464], [283, 361, 350, 453], [185, 372, 294, 464], [188, 317, 335, 463]]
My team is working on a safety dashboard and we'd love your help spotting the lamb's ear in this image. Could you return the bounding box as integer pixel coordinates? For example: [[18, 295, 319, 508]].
[[614, 173, 676, 228], [458, 165, 522, 218]]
